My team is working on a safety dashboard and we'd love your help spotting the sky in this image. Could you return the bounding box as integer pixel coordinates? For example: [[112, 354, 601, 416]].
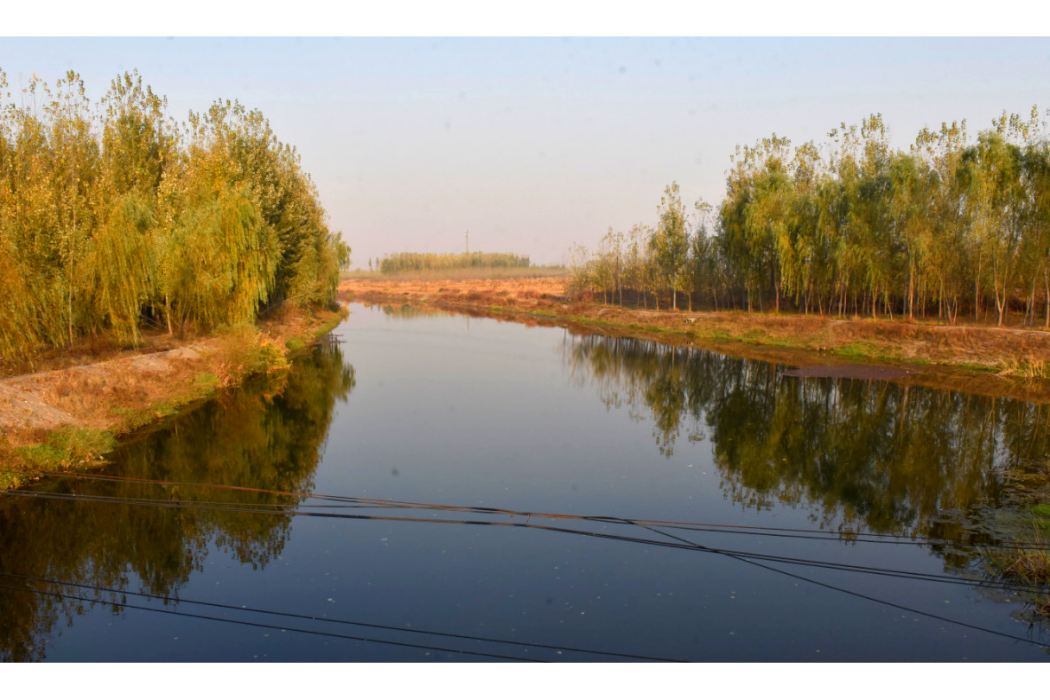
[[2, 37, 1049, 267]]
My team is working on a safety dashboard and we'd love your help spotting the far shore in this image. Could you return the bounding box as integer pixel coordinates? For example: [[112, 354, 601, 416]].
[[339, 275, 1050, 405]]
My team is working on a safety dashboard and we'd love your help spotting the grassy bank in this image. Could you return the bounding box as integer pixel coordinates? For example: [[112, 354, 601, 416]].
[[0, 304, 348, 490], [339, 277, 1050, 403]]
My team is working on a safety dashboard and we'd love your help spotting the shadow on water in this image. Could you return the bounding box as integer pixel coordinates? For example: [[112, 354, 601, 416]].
[[0, 338, 355, 662]]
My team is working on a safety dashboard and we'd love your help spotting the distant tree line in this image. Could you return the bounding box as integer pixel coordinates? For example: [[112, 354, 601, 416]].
[[0, 69, 351, 359], [378, 251, 530, 274], [571, 109, 1050, 326]]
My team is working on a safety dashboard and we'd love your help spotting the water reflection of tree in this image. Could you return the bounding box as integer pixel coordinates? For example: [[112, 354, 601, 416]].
[[378, 303, 454, 320], [565, 334, 1050, 539], [0, 339, 355, 661]]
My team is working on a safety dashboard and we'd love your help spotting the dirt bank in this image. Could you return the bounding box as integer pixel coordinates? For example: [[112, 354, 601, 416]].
[[0, 305, 346, 489]]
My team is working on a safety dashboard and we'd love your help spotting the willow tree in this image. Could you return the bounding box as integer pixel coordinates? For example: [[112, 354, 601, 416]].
[[160, 183, 277, 331], [0, 70, 50, 356], [651, 182, 690, 310], [90, 72, 179, 340], [193, 99, 349, 309], [961, 131, 1025, 326], [724, 135, 793, 312], [1023, 134, 1050, 326], [89, 195, 154, 341], [1010, 110, 1050, 326], [852, 115, 897, 318], [887, 151, 936, 319], [41, 72, 101, 344], [914, 121, 968, 322], [0, 67, 350, 362], [786, 141, 827, 312], [684, 198, 715, 311], [569, 106, 1050, 326], [621, 224, 647, 307]]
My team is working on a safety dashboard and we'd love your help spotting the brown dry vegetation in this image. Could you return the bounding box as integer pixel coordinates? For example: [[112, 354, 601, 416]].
[[339, 276, 1050, 404], [341, 266, 568, 282]]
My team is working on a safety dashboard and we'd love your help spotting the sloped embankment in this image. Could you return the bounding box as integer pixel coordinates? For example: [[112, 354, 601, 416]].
[[0, 306, 347, 489]]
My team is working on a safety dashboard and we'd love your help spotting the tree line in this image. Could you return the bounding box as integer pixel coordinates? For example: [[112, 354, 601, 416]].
[[375, 251, 530, 274], [0, 69, 351, 359], [570, 109, 1050, 326]]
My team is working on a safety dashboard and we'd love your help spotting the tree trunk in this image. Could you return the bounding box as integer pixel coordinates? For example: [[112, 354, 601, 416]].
[[907, 262, 915, 320], [166, 293, 174, 335]]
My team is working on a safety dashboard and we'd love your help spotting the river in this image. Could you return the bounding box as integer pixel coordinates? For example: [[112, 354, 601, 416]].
[[1, 302, 1048, 661]]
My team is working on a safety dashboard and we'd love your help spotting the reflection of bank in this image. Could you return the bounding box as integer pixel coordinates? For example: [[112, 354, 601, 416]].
[[0, 341, 355, 662], [564, 332, 1050, 540]]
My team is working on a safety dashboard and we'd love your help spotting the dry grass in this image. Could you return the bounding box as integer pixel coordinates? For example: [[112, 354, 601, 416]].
[[997, 356, 1050, 380], [982, 515, 1050, 619], [0, 327, 189, 380], [211, 324, 288, 388], [995, 546, 1050, 583], [3, 351, 208, 432]]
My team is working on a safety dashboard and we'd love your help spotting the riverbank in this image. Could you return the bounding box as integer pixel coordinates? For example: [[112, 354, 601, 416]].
[[0, 304, 347, 489], [339, 277, 1050, 403]]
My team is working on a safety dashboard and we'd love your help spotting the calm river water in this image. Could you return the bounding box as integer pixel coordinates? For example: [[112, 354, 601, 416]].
[[1, 302, 1049, 661]]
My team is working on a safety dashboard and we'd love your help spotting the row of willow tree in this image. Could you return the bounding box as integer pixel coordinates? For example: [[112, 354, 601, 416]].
[[0, 69, 351, 359], [570, 110, 1050, 326]]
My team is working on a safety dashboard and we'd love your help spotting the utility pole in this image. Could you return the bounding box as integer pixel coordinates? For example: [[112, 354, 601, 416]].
[[465, 230, 470, 255]]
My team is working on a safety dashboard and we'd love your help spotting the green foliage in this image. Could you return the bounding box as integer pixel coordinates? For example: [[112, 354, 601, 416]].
[[194, 372, 220, 387], [0, 67, 350, 360], [652, 183, 690, 309], [91, 194, 154, 342], [571, 107, 1050, 325], [162, 184, 278, 330], [16, 428, 117, 469]]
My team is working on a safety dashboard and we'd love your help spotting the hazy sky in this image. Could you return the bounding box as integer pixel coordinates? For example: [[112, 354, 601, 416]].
[[3, 37, 1049, 266]]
